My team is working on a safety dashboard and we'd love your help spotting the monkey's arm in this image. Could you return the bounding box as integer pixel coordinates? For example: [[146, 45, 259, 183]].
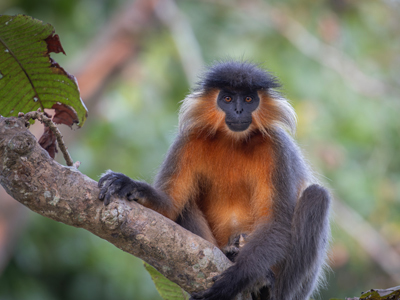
[[98, 135, 194, 220], [98, 171, 174, 215]]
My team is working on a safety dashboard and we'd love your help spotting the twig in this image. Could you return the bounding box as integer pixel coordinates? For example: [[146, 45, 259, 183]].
[[20, 110, 74, 167]]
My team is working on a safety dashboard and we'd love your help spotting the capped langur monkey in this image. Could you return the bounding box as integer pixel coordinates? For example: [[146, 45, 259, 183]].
[[99, 61, 331, 300]]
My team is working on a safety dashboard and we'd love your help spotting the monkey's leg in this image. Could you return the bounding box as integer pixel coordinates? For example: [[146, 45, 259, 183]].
[[291, 266, 322, 300], [176, 203, 217, 245], [274, 184, 331, 300]]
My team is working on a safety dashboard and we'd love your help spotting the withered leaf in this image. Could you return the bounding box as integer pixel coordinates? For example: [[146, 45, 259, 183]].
[[38, 126, 58, 159], [49, 57, 76, 82], [45, 33, 66, 55], [52, 103, 79, 127]]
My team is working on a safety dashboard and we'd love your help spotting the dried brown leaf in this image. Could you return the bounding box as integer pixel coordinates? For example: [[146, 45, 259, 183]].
[[52, 103, 79, 127], [38, 126, 57, 159], [45, 33, 66, 55]]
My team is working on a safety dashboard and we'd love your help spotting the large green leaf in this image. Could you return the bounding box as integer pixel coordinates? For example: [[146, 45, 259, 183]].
[[144, 263, 190, 300], [0, 14, 87, 126]]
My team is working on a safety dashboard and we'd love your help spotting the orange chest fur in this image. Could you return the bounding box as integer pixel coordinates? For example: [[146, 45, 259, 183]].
[[184, 135, 275, 246]]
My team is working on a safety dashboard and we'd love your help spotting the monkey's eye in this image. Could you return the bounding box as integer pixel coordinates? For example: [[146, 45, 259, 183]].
[[245, 96, 253, 102], [224, 96, 232, 103]]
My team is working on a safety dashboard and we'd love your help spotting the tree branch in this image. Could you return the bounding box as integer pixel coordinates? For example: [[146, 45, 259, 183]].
[[0, 116, 236, 295], [21, 110, 74, 167]]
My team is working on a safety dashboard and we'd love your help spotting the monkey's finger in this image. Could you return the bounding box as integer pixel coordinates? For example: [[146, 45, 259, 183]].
[[98, 172, 114, 188], [99, 184, 112, 200], [98, 171, 123, 188], [99, 186, 110, 201], [100, 174, 119, 200], [103, 195, 111, 206], [98, 176, 107, 188], [103, 181, 123, 205], [99, 178, 119, 200], [104, 189, 114, 206], [99, 177, 117, 193], [99, 190, 106, 201]]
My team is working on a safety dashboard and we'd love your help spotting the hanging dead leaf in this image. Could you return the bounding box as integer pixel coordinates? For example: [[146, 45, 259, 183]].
[[38, 126, 58, 159]]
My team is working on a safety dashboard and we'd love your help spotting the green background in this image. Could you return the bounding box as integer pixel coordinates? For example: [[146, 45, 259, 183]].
[[1, 0, 400, 299]]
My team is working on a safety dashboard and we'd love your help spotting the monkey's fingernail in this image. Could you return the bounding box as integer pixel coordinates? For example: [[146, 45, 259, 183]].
[[104, 195, 111, 206]]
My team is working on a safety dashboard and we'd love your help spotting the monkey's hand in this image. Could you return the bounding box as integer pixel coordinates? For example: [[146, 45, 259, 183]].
[[98, 171, 149, 206], [222, 233, 248, 262], [222, 245, 240, 262]]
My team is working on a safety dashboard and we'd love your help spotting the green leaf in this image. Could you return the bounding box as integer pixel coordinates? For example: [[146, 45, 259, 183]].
[[0, 14, 87, 126], [144, 262, 190, 300]]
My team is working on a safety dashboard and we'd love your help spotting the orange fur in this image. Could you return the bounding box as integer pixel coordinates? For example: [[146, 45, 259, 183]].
[[180, 89, 296, 140], [165, 131, 276, 247], [165, 87, 296, 247], [179, 89, 225, 137], [195, 134, 275, 247]]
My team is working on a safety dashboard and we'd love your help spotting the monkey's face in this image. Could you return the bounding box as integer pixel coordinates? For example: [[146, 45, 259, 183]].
[[217, 88, 260, 132]]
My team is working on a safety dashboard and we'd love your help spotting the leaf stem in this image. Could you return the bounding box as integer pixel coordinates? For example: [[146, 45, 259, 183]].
[[21, 110, 74, 166]]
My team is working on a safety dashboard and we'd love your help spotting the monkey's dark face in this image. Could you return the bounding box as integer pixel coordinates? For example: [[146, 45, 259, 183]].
[[217, 88, 260, 132]]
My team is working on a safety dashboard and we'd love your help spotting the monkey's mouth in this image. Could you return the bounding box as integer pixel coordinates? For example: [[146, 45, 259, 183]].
[[226, 121, 251, 132]]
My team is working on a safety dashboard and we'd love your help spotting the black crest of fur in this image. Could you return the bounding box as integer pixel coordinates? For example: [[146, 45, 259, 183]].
[[197, 61, 281, 91]]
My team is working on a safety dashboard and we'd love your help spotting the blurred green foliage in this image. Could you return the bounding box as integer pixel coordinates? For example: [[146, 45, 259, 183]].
[[1, 0, 400, 299]]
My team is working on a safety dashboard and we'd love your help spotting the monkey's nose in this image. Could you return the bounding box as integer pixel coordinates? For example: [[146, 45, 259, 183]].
[[235, 107, 244, 114]]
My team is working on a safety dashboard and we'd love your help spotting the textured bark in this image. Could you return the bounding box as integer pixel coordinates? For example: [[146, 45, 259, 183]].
[[346, 286, 400, 300], [0, 116, 235, 294]]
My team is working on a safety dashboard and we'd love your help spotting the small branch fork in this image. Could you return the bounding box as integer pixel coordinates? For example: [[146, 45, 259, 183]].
[[19, 109, 78, 168]]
